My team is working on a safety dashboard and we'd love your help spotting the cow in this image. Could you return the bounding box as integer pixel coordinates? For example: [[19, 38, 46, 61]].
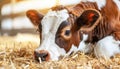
[[26, 0, 120, 62]]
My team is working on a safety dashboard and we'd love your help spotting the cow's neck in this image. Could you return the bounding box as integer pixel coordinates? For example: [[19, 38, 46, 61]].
[[85, 18, 113, 44], [88, 0, 120, 43]]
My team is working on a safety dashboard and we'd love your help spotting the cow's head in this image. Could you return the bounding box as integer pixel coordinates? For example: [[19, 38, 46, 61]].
[[26, 6, 101, 62]]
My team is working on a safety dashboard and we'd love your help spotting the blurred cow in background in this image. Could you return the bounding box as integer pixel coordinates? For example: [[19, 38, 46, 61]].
[[26, 0, 120, 62]]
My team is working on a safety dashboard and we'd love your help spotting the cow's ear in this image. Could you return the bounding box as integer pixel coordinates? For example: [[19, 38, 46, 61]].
[[74, 9, 101, 33], [26, 10, 44, 26]]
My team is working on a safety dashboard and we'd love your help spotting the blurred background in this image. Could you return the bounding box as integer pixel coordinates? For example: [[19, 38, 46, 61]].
[[0, 0, 80, 36]]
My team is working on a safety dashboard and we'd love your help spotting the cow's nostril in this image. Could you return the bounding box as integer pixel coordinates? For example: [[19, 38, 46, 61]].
[[34, 50, 50, 62], [42, 53, 48, 58], [40, 53, 48, 61]]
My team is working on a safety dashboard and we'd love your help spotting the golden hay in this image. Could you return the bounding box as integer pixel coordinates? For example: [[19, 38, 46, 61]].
[[0, 35, 120, 69]]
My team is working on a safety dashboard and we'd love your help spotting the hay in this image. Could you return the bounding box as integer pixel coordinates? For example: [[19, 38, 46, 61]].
[[0, 34, 120, 69]]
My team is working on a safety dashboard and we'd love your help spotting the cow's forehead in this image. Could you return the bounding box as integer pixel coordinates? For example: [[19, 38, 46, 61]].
[[41, 9, 69, 36]]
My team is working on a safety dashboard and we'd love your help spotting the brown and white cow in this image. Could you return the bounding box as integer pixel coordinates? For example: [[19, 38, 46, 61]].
[[26, 0, 120, 61]]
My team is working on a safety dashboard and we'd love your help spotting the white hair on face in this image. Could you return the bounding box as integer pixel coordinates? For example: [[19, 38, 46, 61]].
[[81, 0, 106, 10], [94, 36, 120, 59], [77, 34, 93, 53], [35, 9, 69, 60]]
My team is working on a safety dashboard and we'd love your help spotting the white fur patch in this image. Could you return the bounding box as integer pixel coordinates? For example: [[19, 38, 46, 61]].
[[94, 36, 120, 59], [78, 34, 93, 53], [35, 9, 69, 60], [81, 0, 106, 10]]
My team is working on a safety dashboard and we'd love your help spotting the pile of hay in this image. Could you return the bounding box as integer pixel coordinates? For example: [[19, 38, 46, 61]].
[[0, 34, 120, 69]]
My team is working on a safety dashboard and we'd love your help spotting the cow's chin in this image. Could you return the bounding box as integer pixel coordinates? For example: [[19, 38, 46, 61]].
[[48, 47, 67, 61], [49, 44, 79, 61]]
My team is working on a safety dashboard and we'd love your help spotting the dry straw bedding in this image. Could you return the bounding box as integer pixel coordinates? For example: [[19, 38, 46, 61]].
[[0, 35, 120, 69]]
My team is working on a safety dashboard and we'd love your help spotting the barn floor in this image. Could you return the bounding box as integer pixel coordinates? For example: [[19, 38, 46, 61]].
[[0, 33, 120, 69]]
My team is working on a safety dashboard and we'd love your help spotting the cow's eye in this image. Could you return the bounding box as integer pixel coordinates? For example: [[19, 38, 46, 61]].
[[65, 30, 70, 36], [61, 26, 71, 39]]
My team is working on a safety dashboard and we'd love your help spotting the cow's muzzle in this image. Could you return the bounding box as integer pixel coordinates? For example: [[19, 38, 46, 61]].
[[34, 50, 50, 62]]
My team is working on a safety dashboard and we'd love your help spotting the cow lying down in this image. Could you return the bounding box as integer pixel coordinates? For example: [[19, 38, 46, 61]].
[[26, 0, 120, 62]]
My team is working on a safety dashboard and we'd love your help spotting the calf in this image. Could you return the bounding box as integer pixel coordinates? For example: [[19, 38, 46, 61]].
[[26, 0, 120, 61]]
